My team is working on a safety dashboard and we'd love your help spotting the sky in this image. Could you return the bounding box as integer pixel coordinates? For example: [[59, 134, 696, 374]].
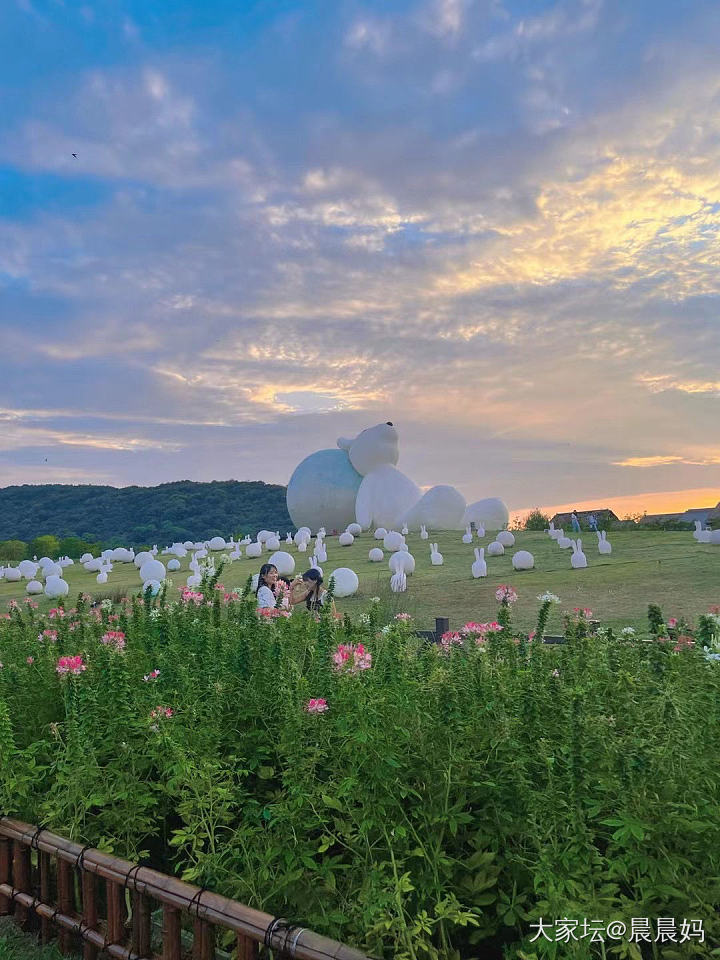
[[1, 0, 720, 520]]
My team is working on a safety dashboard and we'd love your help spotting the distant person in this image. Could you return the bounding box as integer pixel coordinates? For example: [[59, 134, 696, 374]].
[[255, 563, 279, 609], [588, 514, 598, 532], [290, 569, 336, 614], [570, 510, 581, 533]]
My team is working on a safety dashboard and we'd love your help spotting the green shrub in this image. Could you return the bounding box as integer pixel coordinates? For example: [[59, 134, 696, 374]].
[[523, 508, 550, 531]]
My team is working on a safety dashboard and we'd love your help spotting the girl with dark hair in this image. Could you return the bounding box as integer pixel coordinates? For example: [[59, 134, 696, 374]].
[[289, 568, 336, 614], [255, 563, 279, 609]]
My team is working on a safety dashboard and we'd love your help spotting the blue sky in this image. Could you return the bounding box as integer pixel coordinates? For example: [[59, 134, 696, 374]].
[[2, 0, 720, 518]]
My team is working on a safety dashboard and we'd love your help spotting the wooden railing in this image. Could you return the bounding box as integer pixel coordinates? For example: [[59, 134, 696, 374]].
[[0, 818, 371, 960]]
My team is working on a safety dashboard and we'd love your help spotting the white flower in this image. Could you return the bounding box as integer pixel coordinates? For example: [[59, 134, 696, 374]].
[[537, 592, 560, 604], [370, 597, 381, 603], [359, 614, 371, 625], [381, 624, 392, 635], [149, 609, 161, 621], [100, 599, 113, 611], [620, 626, 636, 636]]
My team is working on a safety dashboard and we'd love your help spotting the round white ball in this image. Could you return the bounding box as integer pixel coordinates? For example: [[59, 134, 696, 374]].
[[208, 536, 227, 551], [268, 551, 296, 576], [79, 553, 93, 563], [167, 558, 181, 571], [383, 531, 405, 552], [4, 567, 21, 582], [389, 551, 415, 575], [44, 575, 69, 598], [368, 547, 384, 562], [83, 559, 103, 573], [346, 523, 362, 536], [374, 528, 387, 540], [96, 572, 108, 584], [497, 531, 515, 547], [512, 550, 534, 570], [18, 560, 39, 578], [265, 537, 281, 551], [329, 567, 359, 598], [487, 541, 505, 557], [26, 580, 43, 594], [338, 532, 354, 546], [139, 559, 166, 582], [245, 542, 263, 558]]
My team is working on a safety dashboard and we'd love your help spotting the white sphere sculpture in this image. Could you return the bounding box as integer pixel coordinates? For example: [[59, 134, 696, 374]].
[[487, 541, 505, 557], [338, 532, 354, 546], [287, 450, 362, 532], [383, 531, 405, 552], [268, 551, 296, 576], [4, 567, 21, 582], [266, 536, 281, 551], [139, 559, 166, 582], [557, 536, 573, 549], [208, 537, 227, 551], [83, 559, 104, 573], [512, 550, 534, 570], [167, 558, 181, 571], [294, 528, 312, 545], [329, 567, 359, 598], [463, 498, 510, 532], [18, 560, 39, 578], [110, 548, 134, 563], [400, 484, 466, 531], [710, 530, 720, 545], [245, 542, 263, 558], [183, 541, 194, 549], [374, 528, 387, 539], [389, 551, 415, 575], [80, 553, 93, 563], [134, 552, 152, 568], [44, 575, 69, 598], [257, 530, 273, 543], [26, 580, 43, 594], [368, 548, 384, 562], [346, 523, 362, 536], [497, 531, 515, 547]]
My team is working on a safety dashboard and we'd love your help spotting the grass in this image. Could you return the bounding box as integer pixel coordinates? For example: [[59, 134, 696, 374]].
[[0, 920, 64, 960], [1, 529, 718, 633]]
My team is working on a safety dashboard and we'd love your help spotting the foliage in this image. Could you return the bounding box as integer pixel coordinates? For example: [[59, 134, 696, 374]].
[[0, 480, 292, 545], [2, 589, 720, 958], [523, 509, 550, 531], [30, 535, 61, 559], [0, 540, 29, 561]]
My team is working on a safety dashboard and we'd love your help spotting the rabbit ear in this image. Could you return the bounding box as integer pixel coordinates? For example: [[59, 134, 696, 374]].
[[480, 547, 484, 558], [474, 548, 479, 560], [577, 539, 582, 550]]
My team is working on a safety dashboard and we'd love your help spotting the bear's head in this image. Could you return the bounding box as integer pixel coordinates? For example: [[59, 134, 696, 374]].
[[337, 422, 399, 476]]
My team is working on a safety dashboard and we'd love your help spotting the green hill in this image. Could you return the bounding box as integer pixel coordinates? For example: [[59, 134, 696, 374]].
[[0, 480, 292, 545]]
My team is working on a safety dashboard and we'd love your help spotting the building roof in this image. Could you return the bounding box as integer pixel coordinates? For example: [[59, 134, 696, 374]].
[[550, 508, 619, 524]]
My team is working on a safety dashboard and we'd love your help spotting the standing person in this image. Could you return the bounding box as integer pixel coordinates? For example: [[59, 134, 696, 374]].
[[588, 513, 598, 532], [570, 510, 581, 533], [255, 563, 279, 609]]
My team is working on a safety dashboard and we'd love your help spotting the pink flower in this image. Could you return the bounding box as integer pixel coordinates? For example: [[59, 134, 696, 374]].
[[143, 669, 160, 682], [258, 606, 280, 618], [101, 630, 126, 652], [572, 607, 593, 618], [48, 607, 65, 619], [39, 629, 58, 643], [332, 642, 372, 673], [26, 656, 35, 665], [305, 698, 328, 714], [673, 635, 695, 652], [107, 614, 120, 624], [395, 613, 412, 621], [710, 605, 720, 615], [180, 589, 204, 605], [150, 706, 174, 720], [495, 585, 518, 604], [439, 630, 463, 653], [528, 630, 536, 641], [23, 598, 38, 608], [667, 618, 678, 629], [56, 655, 87, 676]]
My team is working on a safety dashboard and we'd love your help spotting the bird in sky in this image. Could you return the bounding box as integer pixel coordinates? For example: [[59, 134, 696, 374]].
[[72, 153, 77, 158]]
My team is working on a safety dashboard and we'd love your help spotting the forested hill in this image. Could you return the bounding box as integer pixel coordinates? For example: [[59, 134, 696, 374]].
[[0, 480, 292, 545]]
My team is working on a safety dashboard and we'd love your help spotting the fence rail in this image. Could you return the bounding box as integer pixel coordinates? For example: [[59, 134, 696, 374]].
[[0, 818, 371, 960]]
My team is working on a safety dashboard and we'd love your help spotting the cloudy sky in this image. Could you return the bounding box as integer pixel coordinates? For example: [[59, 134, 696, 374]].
[[2, 0, 720, 519]]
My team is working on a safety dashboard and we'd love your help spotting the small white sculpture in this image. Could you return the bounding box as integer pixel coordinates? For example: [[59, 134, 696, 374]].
[[597, 531, 612, 555], [4, 567, 21, 581], [297, 540, 308, 553], [18, 560, 39, 578], [140, 559, 166, 582], [347, 522, 362, 536], [309, 556, 323, 575], [134, 551, 152, 568], [390, 570, 407, 593], [44, 575, 69, 598], [497, 530, 515, 547], [401, 524, 409, 536], [420, 524, 429, 540], [208, 537, 226, 551], [374, 528, 387, 539], [548, 521, 556, 538], [266, 536, 281, 551], [183, 541, 195, 549], [383, 531, 405, 552], [80, 553, 93, 563], [143, 580, 162, 596], [315, 544, 328, 563], [338, 532, 355, 546], [570, 539, 587, 569], [512, 550, 534, 570], [462, 526, 473, 544], [83, 559, 104, 573], [330, 567, 359, 597], [186, 573, 202, 587], [711, 529, 720, 545], [430, 543, 444, 566], [286, 533, 293, 544], [487, 541, 504, 557], [369, 547, 384, 562], [245, 542, 263, 558], [475, 523, 485, 538], [556, 531, 573, 549], [97, 572, 108, 584], [268, 551, 296, 576], [167, 558, 181, 571], [389, 550, 415, 575], [471, 548, 487, 578], [257, 530, 273, 543], [26, 580, 43, 594]]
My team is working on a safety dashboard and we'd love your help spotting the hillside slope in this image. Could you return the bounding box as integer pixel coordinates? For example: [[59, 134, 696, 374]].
[[0, 480, 292, 544]]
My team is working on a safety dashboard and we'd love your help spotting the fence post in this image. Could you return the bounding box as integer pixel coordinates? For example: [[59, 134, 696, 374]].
[[105, 880, 125, 948], [162, 904, 182, 960], [193, 918, 215, 960], [0, 837, 10, 915], [39, 851, 52, 943], [131, 889, 152, 958], [236, 933, 259, 959], [12, 841, 31, 927], [435, 617, 449, 640], [81, 870, 98, 960], [57, 858, 74, 955]]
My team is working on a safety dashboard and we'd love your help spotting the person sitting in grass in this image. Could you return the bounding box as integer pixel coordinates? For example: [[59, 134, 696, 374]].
[[255, 563, 279, 609], [289, 569, 336, 614]]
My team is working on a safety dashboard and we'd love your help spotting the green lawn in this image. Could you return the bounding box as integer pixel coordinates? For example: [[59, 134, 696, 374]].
[[1, 529, 718, 633], [0, 920, 64, 960]]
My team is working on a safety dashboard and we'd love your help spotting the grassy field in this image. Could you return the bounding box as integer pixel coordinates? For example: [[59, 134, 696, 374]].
[[0, 920, 63, 960], [1, 528, 718, 633]]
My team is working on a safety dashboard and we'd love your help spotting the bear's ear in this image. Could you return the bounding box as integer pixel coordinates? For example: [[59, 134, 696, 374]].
[[337, 436, 353, 451]]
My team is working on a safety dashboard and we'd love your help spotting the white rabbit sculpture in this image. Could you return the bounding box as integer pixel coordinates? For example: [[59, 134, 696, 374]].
[[390, 570, 407, 592], [310, 556, 323, 575], [285, 533, 293, 544], [316, 544, 328, 562], [556, 530, 572, 549], [597, 530, 612, 555], [297, 540, 307, 553], [475, 523, 485, 538], [401, 524, 409, 536], [420, 524, 429, 540], [462, 525, 473, 544], [471, 547, 487, 578], [570, 539, 587, 569], [430, 543, 444, 566]]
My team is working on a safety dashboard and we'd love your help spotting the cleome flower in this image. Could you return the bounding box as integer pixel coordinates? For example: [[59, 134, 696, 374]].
[[332, 642, 372, 674], [101, 630, 127, 652], [673, 635, 695, 652], [48, 607, 65, 619], [537, 592, 560, 604], [56, 655, 87, 676], [394, 612, 412, 621], [150, 706, 174, 720], [305, 698, 329, 714], [143, 669, 160, 682], [495, 585, 518, 604], [38, 629, 58, 643]]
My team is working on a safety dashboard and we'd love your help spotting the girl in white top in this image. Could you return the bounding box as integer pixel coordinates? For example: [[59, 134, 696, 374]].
[[255, 563, 279, 609]]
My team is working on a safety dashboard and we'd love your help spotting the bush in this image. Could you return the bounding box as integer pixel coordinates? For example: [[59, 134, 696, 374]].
[[0, 539, 29, 561], [523, 508, 550, 530], [30, 535, 61, 559]]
